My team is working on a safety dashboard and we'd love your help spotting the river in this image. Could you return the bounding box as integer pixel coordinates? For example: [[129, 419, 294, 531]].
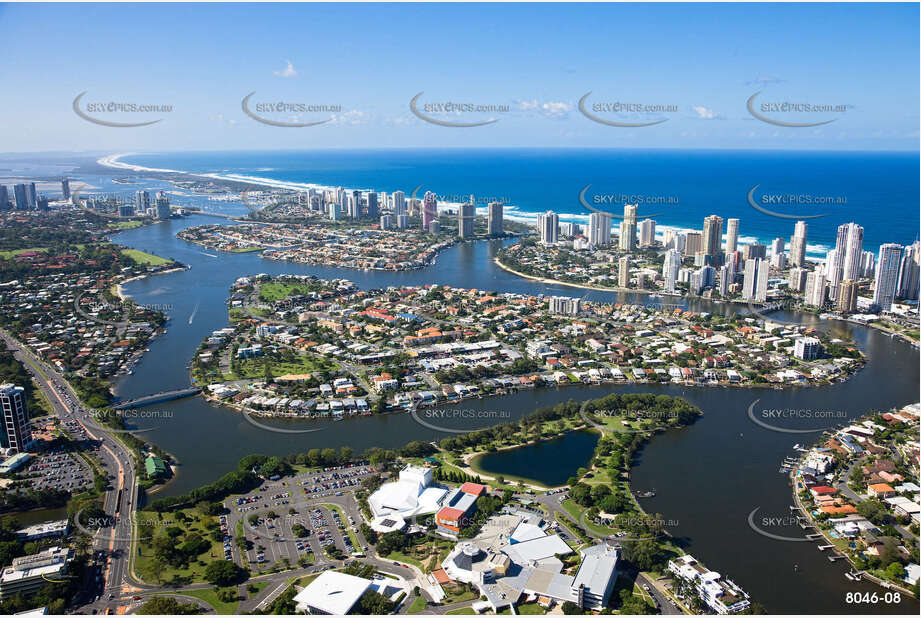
[[109, 214, 919, 614]]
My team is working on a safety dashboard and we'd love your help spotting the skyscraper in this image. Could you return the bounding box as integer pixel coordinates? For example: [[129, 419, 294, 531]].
[[366, 192, 379, 219], [0, 186, 9, 210], [487, 201, 504, 236], [639, 219, 656, 248], [662, 249, 680, 293], [718, 264, 731, 296], [840, 223, 864, 282], [0, 383, 31, 454], [788, 267, 807, 293], [155, 192, 171, 220], [725, 218, 739, 254], [458, 197, 475, 239], [771, 237, 785, 257], [742, 258, 768, 302], [805, 264, 827, 307], [897, 242, 920, 300], [392, 190, 406, 217], [684, 232, 702, 257], [61, 178, 71, 200], [789, 221, 808, 268], [618, 256, 630, 288], [742, 243, 767, 260], [135, 190, 151, 214], [837, 279, 858, 313], [618, 204, 637, 251], [829, 222, 863, 299], [27, 183, 36, 208], [588, 212, 612, 246], [770, 237, 786, 270], [13, 184, 29, 210], [538, 211, 559, 245], [872, 243, 904, 312], [702, 215, 723, 256], [422, 191, 437, 230]]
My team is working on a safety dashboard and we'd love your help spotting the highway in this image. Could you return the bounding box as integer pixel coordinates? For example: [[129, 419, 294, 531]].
[[1, 329, 139, 615]]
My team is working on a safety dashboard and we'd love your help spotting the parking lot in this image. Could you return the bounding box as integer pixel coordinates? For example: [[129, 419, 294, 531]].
[[223, 464, 374, 572], [17, 447, 92, 492]]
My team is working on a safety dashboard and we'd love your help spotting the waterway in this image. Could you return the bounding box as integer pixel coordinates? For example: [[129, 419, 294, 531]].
[[471, 430, 601, 487], [108, 214, 920, 614]]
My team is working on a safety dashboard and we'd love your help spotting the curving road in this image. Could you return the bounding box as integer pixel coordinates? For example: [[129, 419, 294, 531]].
[[1, 329, 139, 615]]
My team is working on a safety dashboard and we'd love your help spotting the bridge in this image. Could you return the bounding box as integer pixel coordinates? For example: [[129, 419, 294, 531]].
[[113, 387, 201, 410]]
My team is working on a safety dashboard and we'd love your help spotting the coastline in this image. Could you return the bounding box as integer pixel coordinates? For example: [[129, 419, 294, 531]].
[[98, 152, 842, 262], [115, 266, 186, 301]]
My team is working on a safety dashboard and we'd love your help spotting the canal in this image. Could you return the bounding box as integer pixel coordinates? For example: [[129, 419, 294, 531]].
[[108, 215, 920, 614]]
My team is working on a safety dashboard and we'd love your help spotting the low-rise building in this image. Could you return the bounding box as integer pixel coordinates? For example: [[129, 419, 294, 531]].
[[292, 570, 371, 614], [0, 547, 72, 601], [668, 554, 750, 614]]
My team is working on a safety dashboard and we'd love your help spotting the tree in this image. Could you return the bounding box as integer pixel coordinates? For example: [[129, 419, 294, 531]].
[[885, 561, 906, 580], [148, 556, 167, 584], [360, 523, 378, 545], [216, 587, 238, 603], [350, 590, 394, 615], [204, 560, 243, 587], [561, 601, 584, 614], [136, 596, 201, 615]]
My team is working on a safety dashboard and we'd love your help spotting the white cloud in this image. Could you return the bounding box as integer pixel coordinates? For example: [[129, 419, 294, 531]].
[[692, 106, 719, 120], [516, 99, 572, 119], [210, 114, 237, 126], [746, 76, 785, 86], [329, 110, 368, 125], [273, 60, 297, 78]]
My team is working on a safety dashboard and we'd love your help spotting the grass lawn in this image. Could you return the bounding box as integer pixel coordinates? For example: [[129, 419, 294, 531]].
[[180, 587, 240, 615], [230, 246, 263, 253], [225, 354, 336, 381], [445, 608, 475, 615], [441, 582, 479, 604], [108, 221, 144, 230], [134, 508, 220, 585], [0, 247, 49, 259], [258, 281, 323, 302], [382, 550, 424, 570], [407, 596, 428, 614], [560, 498, 618, 536], [121, 248, 171, 266], [248, 581, 269, 595]]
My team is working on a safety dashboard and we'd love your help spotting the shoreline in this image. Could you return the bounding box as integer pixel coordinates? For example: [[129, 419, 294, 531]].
[[115, 266, 186, 301], [493, 255, 754, 307], [461, 425, 596, 491], [789, 452, 917, 599], [99, 152, 838, 261]]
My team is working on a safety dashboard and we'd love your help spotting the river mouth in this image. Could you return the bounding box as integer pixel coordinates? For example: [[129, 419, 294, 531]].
[[469, 429, 600, 488]]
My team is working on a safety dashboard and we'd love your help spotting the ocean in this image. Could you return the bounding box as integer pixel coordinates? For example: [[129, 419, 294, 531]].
[[118, 148, 919, 258]]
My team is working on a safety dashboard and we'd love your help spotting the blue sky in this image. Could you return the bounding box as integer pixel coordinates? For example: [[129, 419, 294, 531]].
[[0, 2, 917, 153]]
